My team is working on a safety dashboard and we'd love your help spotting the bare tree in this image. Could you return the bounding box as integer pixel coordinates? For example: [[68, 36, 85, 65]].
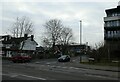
[[43, 19, 63, 48], [42, 19, 74, 56], [10, 16, 34, 38], [59, 27, 73, 54], [59, 27, 73, 45], [42, 37, 52, 47]]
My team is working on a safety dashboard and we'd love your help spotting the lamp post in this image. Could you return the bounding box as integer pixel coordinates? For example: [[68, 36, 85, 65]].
[[80, 20, 82, 45], [79, 20, 82, 63]]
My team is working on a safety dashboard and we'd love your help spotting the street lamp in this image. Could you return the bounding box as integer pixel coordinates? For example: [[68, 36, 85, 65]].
[[79, 20, 82, 63], [80, 20, 82, 45]]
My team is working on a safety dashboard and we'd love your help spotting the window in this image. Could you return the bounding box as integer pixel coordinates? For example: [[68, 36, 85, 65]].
[[108, 31, 111, 37], [107, 22, 110, 27], [111, 21, 113, 26], [117, 21, 119, 26], [105, 20, 120, 27], [114, 13, 118, 16], [111, 12, 119, 17]]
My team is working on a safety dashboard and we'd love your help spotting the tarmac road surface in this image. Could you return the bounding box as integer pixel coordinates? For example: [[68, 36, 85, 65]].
[[2, 58, 119, 80]]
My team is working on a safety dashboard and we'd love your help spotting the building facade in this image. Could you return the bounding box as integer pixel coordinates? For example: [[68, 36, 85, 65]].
[[104, 3, 120, 58], [1, 34, 38, 57]]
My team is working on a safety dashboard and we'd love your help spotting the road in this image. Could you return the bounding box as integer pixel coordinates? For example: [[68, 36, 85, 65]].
[[2, 57, 119, 80]]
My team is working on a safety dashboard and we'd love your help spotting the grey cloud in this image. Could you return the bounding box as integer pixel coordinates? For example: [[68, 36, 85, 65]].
[[1, 1, 118, 46]]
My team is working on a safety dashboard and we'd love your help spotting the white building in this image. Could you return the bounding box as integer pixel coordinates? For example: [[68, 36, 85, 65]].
[[1, 34, 38, 57]]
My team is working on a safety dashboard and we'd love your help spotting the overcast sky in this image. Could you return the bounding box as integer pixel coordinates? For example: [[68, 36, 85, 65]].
[[1, 0, 120, 47]]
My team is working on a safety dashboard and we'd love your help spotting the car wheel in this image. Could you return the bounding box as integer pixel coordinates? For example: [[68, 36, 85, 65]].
[[67, 59, 70, 62], [58, 60, 61, 62]]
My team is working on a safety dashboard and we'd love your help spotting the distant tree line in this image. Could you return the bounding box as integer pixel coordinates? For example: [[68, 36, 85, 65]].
[[8, 17, 74, 58]]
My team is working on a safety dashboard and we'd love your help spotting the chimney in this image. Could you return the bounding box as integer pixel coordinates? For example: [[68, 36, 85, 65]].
[[31, 35, 34, 41], [4, 35, 10, 41], [7, 36, 9, 41], [24, 34, 28, 40], [4, 37, 7, 41]]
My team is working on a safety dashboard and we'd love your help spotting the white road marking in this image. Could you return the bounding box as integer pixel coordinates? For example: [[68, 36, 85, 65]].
[[10, 75, 18, 77], [2, 73, 18, 77], [18, 74, 46, 80], [53, 65, 87, 71], [2, 73, 46, 80], [38, 64, 87, 71], [35, 62, 41, 64]]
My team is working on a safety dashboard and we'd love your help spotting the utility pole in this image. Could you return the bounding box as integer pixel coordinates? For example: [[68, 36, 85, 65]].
[[80, 20, 82, 45]]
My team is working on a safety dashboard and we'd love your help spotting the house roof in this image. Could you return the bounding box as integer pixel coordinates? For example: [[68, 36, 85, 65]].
[[2, 35, 38, 45], [0, 35, 10, 38], [0, 35, 11, 41], [2, 37, 29, 44]]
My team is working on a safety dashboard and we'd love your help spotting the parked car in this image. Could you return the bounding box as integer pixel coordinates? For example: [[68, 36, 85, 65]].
[[58, 55, 70, 62], [11, 54, 32, 63]]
